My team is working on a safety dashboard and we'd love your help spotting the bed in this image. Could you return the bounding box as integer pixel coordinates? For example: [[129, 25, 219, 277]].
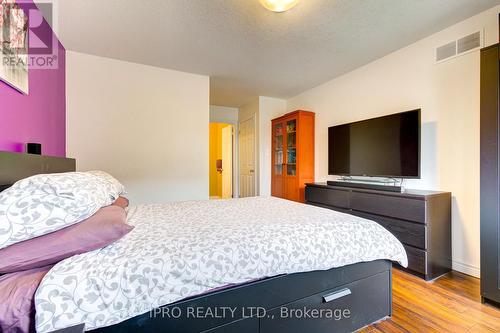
[[0, 151, 407, 333]]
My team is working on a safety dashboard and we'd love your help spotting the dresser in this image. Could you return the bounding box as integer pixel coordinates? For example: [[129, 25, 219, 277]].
[[305, 183, 451, 280], [271, 111, 315, 202]]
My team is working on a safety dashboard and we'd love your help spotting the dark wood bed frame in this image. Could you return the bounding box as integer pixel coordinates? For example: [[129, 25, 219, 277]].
[[0, 151, 393, 333], [0, 151, 76, 188]]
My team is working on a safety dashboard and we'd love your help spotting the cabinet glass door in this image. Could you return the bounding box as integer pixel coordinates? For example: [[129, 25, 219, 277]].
[[286, 119, 297, 176], [274, 123, 284, 176]]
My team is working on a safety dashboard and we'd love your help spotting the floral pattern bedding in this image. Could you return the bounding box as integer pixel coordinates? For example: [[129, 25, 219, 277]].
[[0, 172, 120, 250], [35, 197, 407, 332]]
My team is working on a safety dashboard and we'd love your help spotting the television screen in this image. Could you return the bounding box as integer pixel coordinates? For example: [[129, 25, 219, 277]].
[[328, 109, 420, 178]]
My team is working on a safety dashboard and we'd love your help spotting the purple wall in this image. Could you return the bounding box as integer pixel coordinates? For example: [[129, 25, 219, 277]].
[[0, 0, 66, 157]]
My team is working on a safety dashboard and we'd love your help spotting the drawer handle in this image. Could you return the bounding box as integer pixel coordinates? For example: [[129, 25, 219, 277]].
[[322, 288, 352, 303]]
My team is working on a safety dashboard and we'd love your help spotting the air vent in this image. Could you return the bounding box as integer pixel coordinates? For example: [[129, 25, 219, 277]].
[[435, 31, 482, 63], [436, 41, 456, 62], [457, 32, 481, 54]]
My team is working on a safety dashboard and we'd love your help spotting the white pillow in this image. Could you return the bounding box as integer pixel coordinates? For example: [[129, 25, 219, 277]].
[[86, 170, 126, 204], [0, 171, 124, 250]]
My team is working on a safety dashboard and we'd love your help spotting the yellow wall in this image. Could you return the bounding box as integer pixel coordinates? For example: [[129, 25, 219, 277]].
[[209, 123, 231, 197]]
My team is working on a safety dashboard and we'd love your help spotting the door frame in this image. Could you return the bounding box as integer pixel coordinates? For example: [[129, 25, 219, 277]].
[[238, 114, 258, 197], [209, 122, 237, 198], [221, 125, 233, 198]]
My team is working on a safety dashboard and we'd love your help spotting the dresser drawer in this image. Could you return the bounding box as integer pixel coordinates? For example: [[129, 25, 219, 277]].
[[403, 245, 427, 275], [350, 192, 426, 223], [260, 270, 390, 333], [352, 211, 427, 249], [308, 202, 351, 214], [305, 186, 350, 209]]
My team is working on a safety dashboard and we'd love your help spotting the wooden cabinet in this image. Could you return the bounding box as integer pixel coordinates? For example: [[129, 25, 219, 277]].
[[271, 111, 315, 202]]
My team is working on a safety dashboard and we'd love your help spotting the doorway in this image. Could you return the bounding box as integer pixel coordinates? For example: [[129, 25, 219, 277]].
[[209, 123, 233, 199], [239, 116, 256, 197]]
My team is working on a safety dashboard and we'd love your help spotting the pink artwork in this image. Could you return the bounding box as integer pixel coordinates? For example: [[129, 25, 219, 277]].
[[0, 0, 28, 94]]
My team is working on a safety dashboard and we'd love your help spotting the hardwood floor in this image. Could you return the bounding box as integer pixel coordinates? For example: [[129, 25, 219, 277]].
[[359, 268, 500, 332]]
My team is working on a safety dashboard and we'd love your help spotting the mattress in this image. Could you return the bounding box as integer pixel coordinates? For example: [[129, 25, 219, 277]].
[[34, 196, 407, 332]]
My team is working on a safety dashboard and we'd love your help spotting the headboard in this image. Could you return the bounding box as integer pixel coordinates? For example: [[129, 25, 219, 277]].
[[0, 151, 76, 191]]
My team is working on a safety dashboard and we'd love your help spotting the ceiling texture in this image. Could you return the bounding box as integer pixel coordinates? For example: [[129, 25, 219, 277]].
[[45, 0, 500, 107]]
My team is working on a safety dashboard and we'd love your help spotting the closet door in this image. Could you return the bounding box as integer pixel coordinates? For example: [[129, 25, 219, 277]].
[[480, 44, 500, 304]]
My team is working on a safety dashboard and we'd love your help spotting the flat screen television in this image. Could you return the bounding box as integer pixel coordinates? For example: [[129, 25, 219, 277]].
[[328, 109, 420, 178]]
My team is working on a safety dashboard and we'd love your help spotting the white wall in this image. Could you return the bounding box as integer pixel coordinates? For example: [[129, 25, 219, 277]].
[[66, 51, 210, 204], [239, 98, 260, 123], [210, 105, 239, 197], [238, 97, 287, 196], [286, 5, 500, 277], [210, 105, 239, 124]]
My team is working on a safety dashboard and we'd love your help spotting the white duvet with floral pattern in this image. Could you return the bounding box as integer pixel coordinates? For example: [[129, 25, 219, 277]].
[[35, 197, 407, 332]]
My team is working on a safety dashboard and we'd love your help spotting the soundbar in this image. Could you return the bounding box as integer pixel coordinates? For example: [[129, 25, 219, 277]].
[[326, 180, 403, 193]]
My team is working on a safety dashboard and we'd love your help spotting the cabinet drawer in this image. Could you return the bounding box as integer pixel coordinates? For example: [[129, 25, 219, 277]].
[[308, 202, 351, 214], [260, 271, 390, 333], [403, 245, 427, 275], [350, 192, 426, 223], [352, 211, 427, 249], [201, 317, 258, 333], [305, 186, 350, 209]]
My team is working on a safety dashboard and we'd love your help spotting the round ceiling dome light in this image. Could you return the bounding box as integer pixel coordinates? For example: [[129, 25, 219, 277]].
[[260, 0, 299, 13]]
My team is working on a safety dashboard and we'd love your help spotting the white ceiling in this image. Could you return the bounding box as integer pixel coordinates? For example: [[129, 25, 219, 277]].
[[45, 0, 500, 107]]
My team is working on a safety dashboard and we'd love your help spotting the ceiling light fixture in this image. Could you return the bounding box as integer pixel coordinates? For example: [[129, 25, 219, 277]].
[[260, 0, 299, 13]]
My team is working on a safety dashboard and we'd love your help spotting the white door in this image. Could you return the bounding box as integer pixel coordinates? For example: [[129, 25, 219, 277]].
[[239, 116, 256, 197], [221, 125, 233, 199]]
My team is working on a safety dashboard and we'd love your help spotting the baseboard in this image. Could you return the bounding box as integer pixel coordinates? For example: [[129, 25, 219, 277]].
[[452, 260, 480, 278]]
